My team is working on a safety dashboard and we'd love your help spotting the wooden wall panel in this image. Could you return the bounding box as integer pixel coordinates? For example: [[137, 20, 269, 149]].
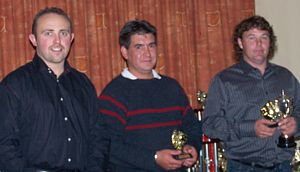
[[0, 0, 255, 108]]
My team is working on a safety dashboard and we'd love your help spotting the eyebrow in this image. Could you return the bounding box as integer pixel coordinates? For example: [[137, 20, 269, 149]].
[[41, 29, 71, 33], [149, 42, 157, 45]]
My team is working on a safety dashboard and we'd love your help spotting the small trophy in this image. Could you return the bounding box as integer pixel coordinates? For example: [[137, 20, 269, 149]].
[[196, 90, 207, 110], [171, 130, 192, 160], [260, 90, 296, 148]]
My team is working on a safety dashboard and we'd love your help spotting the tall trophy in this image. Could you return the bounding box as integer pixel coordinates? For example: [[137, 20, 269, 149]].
[[171, 130, 192, 160], [195, 90, 225, 172], [260, 90, 296, 148]]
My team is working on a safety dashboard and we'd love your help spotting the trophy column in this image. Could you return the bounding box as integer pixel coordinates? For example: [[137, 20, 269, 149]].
[[192, 91, 223, 172]]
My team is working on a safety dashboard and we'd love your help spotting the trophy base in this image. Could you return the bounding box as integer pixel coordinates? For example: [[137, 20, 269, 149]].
[[174, 153, 192, 160], [278, 135, 296, 148]]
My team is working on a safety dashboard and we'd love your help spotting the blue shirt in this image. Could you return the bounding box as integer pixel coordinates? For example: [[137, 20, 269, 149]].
[[203, 59, 300, 166]]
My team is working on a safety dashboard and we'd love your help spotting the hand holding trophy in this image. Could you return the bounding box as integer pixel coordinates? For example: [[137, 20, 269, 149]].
[[171, 130, 192, 160], [260, 90, 296, 148]]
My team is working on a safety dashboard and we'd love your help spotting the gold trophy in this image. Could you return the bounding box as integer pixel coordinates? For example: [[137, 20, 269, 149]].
[[197, 90, 207, 111], [171, 130, 192, 160], [196, 90, 227, 172], [292, 146, 300, 171], [260, 90, 296, 148]]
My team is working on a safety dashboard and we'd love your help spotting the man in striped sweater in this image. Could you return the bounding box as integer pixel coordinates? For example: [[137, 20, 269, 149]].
[[91, 20, 202, 171]]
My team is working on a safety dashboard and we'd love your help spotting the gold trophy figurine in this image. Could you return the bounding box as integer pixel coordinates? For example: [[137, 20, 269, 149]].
[[260, 90, 296, 148], [171, 130, 192, 160], [196, 90, 207, 110]]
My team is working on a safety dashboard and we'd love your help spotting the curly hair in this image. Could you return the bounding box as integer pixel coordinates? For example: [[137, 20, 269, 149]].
[[233, 15, 277, 61]]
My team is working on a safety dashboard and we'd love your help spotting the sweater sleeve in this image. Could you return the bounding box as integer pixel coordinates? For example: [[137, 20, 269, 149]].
[[182, 106, 202, 152], [177, 86, 202, 152], [97, 93, 161, 171]]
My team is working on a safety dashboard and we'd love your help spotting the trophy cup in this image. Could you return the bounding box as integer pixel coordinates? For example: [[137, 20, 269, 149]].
[[171, 130, 192, 160], [260, 90, 296, 148]]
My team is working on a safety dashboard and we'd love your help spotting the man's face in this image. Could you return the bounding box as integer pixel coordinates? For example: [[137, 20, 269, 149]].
[[29, 13, 74, 68], [121, 33, 157, 79], [238, 28, 270, 67]]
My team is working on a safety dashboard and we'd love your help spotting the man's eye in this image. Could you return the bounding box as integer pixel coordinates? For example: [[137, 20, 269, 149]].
[[61, 31, 69, 37], [149, 44, 156, 48], [44, 32, 52, 36], [261, 35, 270, 40], [248, 36, 256, 40]]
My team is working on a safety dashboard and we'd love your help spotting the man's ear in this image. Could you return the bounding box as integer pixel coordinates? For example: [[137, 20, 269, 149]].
[[237, 38, 243, 49], [120, 46, 128, 60], [29, 34, 37, 47], [71, 33, 75, 42]]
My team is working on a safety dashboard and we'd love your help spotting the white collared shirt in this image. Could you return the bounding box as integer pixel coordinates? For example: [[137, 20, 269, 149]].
[[121, 68, 161, 80]]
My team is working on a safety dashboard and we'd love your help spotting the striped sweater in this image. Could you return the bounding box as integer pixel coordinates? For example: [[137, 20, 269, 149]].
[[98, 75, 202, 172]]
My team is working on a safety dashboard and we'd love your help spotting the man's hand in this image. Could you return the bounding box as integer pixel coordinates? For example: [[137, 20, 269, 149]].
[[278, 116, 297, 136], [255, 118, 277, 138], [155, 149, 184, 170], [182, 145, 198, 167]]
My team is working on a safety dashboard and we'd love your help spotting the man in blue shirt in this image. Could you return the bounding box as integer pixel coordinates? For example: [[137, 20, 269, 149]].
[[203, 15, 300, 172]]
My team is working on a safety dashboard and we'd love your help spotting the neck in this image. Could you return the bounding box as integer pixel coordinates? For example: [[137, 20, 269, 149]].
[[47, 62, 65, 78], [258, 66, 266, 75], [137, 74, 154, 79], [53, 67, 64, 77], [128, 69, 154, 79], [243, 59, 267, 75]]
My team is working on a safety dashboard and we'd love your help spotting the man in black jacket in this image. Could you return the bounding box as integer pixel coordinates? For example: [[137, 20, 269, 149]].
[[0, 7, 102, 172]]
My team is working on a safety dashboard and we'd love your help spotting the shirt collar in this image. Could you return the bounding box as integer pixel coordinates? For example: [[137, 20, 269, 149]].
[[121, 68, 161, 80], [239, 58, 274, 76], [32, 53, 71, 77]]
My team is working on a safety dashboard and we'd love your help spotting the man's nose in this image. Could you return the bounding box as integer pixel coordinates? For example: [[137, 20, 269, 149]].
[[144, 47, 151, 56], [54, 34, 61, 43]]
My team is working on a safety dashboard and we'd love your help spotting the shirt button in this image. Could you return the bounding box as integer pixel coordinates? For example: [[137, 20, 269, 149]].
[[68, 137, 71, 142], [64, 117, 68, 121], [67, 158, 71, 162], [57, 79, 59, 83], [60, 97, 63, 101]]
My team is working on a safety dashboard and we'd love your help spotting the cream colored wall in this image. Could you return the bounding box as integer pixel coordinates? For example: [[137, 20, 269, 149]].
[[255, 0, 300, 80]]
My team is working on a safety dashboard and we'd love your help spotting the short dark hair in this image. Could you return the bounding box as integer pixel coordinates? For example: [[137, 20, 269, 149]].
[[32, 7, 73, 36], [119, 19, 157, 49], [233, 15, 277, 60]]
